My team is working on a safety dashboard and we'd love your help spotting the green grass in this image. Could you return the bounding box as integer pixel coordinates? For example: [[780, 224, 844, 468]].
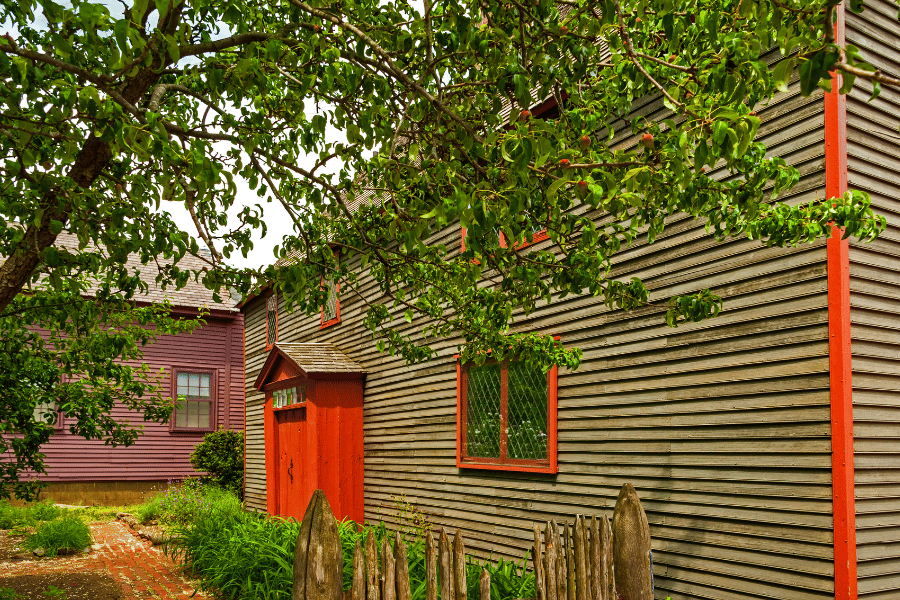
[[165, 505, 534, 600], [0, 500, 63, 530], [25, 516, 92, 556]]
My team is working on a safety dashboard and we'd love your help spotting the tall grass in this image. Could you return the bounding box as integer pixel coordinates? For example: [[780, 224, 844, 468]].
[[166, 505, 534, 600], [25, 516, 92, 556], [0, 500, 63, 530]]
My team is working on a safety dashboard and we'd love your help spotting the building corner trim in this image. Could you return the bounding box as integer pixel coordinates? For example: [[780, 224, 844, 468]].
[[825, 4, 857, 599]]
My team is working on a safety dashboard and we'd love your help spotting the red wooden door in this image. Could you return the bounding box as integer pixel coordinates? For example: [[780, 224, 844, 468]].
[[274, 406, 307, 519]]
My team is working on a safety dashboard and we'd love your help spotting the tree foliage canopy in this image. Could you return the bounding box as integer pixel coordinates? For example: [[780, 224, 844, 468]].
[[0, 0, 894, 491]]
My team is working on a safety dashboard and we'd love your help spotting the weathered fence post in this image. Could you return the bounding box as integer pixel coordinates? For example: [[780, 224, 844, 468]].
[[425, 531, 437, 600], [365, 531, 381, 600], [564, 522, 575, 600], [533, 524, 545, 600], [439, 529, 454, 600], [294, 490, 344, 600], [599, 516, 614, 600], [394, 532, 413, 600], [453, 529, 467, 600], [479, 569, 491, 600], [382, 536, 397, 600], [612, 484, 652, 600], [352, 540, 365, 600]]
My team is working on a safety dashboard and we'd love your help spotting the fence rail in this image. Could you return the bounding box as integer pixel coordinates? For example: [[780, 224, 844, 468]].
[[294, 484, 653, 600]]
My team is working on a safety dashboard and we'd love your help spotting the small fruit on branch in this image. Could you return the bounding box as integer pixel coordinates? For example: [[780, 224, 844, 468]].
[[640, 133, 654, 148], [577, 180, 589, 193], [559, 25, 569, 34], [579, 135, 591, 149], [559, 158, 571, 168], [519, 109, 531, 121]]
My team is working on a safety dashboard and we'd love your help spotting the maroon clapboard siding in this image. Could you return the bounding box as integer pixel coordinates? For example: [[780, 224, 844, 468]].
[[34, 311, 244, 482]]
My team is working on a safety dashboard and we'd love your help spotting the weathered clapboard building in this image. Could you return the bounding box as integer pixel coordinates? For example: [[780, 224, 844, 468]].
[[241, 5, 900, 599]]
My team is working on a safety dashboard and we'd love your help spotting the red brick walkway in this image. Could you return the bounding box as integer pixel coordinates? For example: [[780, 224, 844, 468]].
[[2, 520, 207, 600]]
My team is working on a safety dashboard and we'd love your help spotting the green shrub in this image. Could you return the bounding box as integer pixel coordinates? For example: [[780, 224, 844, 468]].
[[0, 499, 65, 530], [0, 501, 26, 530], [190, 428, 244, 498], [26, 517, 92, 556], [135, 497, 161, 524]]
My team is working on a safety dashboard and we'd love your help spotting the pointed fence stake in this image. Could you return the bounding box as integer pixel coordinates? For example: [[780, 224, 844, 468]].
[[533, 524, 545, 600], [394, 532, 412, 600], [352, 540, 366, 600], [574, 516, 588, 600], [453, 530, 467, 600], [612, 484, 651, 600], [600, 516, 614, 600], [382, 536, 397, 600], [589, 517, 601, 600], [565, 522, 575, 600], [439, 529, 454, 600], [293, 490, 343, 600], [365, 531, 381, 600], [545, 523, 558, 600], [480, 569, 491, 600], [426, 531, 437, 600]]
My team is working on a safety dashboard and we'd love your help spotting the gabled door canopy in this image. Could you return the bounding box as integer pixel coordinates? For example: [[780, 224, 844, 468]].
[[254, 343, 365, 390]]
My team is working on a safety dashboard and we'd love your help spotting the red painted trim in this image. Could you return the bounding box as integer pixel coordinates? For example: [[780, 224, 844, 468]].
[[456, 344, 560, 474], [499, 229, 550, 250], [320, 276, 341, 329], [825, 5, 857, 600]]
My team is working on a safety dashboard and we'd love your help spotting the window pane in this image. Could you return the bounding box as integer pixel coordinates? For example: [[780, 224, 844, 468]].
[[466, 363, 501, 458], [187, 373, 199, 397], [199, 374, 210, 397], [177, 373, 189, 395], [33, 401, 58, 425], [188, 401, 199, 428], [175, 401, 187, 427], [198, 402, 210, 428], [507, 361, 548, 460]]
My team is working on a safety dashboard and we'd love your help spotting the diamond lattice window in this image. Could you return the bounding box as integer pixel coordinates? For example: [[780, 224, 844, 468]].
[[266, 294, 278, 346], [273, 384, 306, 408], [460, 358, 556, 471], [322, 276, 339, 325]]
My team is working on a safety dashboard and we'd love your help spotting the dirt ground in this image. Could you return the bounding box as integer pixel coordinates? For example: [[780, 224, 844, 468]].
[[0, 573, 123, 600], [0, 521, 206, 600]]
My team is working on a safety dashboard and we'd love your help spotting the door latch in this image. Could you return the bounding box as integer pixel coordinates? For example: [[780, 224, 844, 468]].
[[288, 458, 294, 483]]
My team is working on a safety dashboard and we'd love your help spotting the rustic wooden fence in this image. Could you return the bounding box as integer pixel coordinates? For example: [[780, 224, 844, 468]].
[[294, 484, 653, 600]]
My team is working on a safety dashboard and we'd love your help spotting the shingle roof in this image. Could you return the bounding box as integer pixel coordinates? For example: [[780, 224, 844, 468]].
[[50, 231, 239, 311], [274, 343, 365, 374]]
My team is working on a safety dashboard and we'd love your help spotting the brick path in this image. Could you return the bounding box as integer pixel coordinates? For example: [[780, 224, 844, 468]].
[[1, 520, 208, 600]]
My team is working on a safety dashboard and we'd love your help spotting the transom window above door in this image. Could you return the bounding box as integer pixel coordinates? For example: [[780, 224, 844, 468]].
[[274, 384, 306, 408]]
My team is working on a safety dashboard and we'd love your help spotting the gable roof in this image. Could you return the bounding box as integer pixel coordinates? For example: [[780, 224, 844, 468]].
[[50, 231, 239, 312], [254, 342, 365, 389]]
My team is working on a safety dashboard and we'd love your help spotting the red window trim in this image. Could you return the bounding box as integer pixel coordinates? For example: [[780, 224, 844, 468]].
[[170, 367, 218, 433], [499, 228, 550, 250], [265, 291, 279, 350], [456, 353, 558, 474]]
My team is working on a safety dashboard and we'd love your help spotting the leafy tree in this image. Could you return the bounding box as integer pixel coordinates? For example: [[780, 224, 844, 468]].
[[0, 0, 895, 490]]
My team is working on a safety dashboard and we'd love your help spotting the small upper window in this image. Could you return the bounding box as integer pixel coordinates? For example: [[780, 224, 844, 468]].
[[174, 371, 214, 430], [321, 263, 340, 328], [273, 384, 307, 408], [266, 294, 278, 347], [457, 358, 558, 473]]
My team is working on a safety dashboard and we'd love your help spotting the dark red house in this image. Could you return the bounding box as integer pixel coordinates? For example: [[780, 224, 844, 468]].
[[31, 233, 244, 506]]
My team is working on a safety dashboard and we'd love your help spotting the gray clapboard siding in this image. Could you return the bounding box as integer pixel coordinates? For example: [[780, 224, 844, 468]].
[[242, 74, 836, 598], [846, 1, 900, 595]]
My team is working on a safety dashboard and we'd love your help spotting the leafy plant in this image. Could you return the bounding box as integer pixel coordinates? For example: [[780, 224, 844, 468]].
[[0, 587, 19, 600], [25, 517, 91, 557], [41, 586, 66, 600], [190, 428, 244, 499]]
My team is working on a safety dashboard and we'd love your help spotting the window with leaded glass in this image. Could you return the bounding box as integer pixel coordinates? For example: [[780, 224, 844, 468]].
[[321, 275, 340, 326], [266, 294, 278, 347], [173, 371, 214, 430], [273, 384, 306, 408], [458, 358, 558, 472], [33, 400, 60, 427]]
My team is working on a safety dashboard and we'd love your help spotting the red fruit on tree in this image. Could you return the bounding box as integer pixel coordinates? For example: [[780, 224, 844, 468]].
[[559, 158, 571, 168], [559, 25, 568, 34], [577, 180, 588, 193], [519, 109, 531, 121], [579, 135, 591, 149], [640, 133, 654, 148]]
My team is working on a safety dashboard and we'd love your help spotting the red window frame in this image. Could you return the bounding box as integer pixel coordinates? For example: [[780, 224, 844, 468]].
[[265, 292, 279, 350], [170, 368, 217, 432], [456, 356, 558, 474]]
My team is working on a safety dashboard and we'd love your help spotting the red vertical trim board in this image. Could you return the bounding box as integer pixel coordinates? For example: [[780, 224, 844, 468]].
[[825, 4, 857, 600]]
